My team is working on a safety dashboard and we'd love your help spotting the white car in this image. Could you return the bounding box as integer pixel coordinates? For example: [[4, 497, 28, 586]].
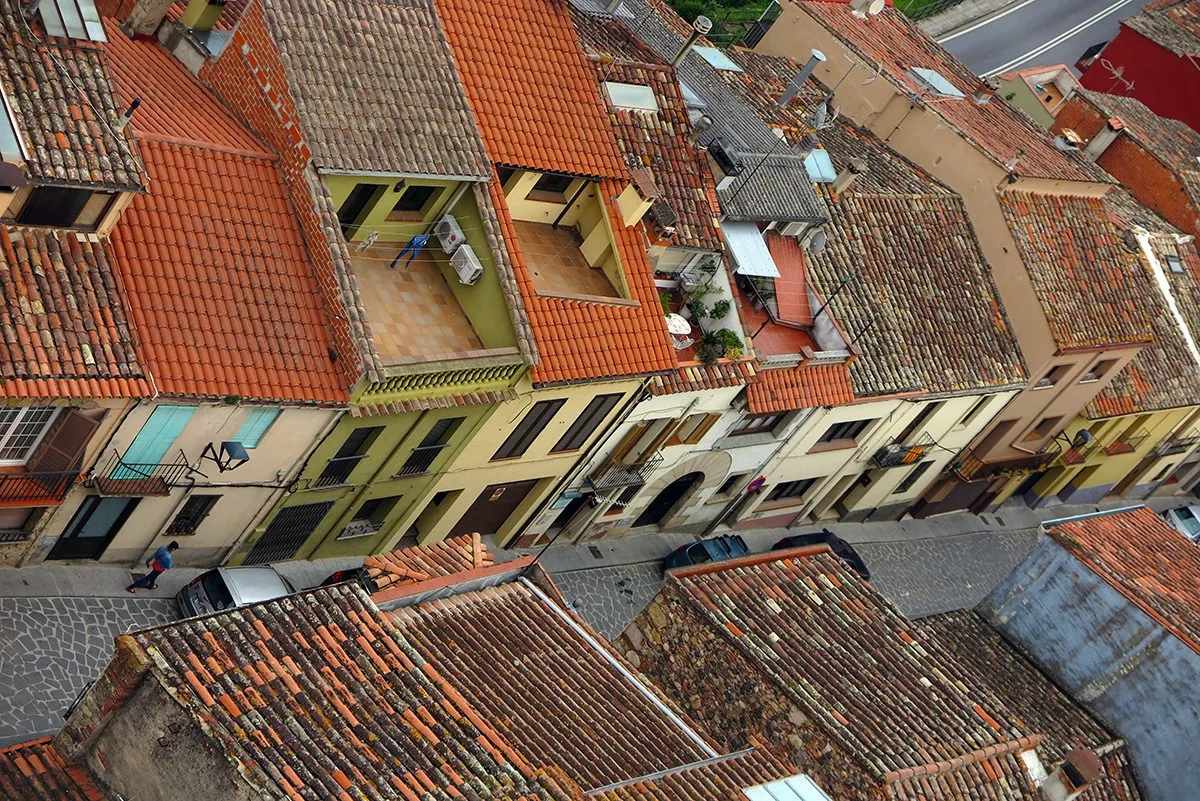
[[1163, 505, 1200, 543]]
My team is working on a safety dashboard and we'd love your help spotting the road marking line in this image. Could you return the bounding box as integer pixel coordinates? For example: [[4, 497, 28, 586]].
[[937, 0, 1040, 44], [980, 0, 1141, 77]]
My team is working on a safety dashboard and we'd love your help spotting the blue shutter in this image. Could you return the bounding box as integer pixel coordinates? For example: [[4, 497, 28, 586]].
[[235, 408, 281, 449], [119, 406, 196, 470]]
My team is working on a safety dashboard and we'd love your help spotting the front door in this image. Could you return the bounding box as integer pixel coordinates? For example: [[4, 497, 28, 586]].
[[450, 479, 540, 538], [243, 501, 335, 565], [47, 496, 140, 561], [633, 472, 702, 528]]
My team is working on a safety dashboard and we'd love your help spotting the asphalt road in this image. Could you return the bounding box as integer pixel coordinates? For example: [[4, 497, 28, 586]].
[[938, 0, 1141, 78]]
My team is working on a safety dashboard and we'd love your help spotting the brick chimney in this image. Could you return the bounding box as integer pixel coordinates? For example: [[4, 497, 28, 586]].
[[1084, 117, 1125, 161], [1039, 749, 1104, 801]]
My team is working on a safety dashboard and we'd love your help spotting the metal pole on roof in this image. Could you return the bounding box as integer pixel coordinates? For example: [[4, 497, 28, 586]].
[[813, 272, 854, 322]]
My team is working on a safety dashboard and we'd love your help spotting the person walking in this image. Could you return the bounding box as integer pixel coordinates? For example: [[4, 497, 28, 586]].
[[126, 541, 179, 594]]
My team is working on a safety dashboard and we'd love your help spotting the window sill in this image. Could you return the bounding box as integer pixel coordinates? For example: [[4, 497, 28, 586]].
[[756, 498, 807, 512], [807, 439, 858, 454]]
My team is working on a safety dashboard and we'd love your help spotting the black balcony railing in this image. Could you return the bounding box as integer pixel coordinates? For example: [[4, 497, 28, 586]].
[[587, 452, 665, 494], [314, 455, 366, 488], [871, 435, 934, 469], [952, 440, 1061, 482], [1104, 432, 1148, 456], [1060, 440, 1101, 465], [0, 528, 32, 543], [1154, 435, 1200, 457], [0, 470, 79, 503], [92, 450, 199, 496], [395, 443, 450, 478]]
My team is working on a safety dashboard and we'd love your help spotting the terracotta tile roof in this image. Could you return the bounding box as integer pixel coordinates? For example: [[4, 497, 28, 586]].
[[1047, 506, 1200, 656], [573, 18, 724, 251], [798, 1, 1095, 182], [134, 585, 577, 801], [1078, 90, 1200, 170], [0, 225, 149, 399], [487, 178, 677, 383], [0, 9, 143, 191], [257, 0, 490, 177], [104, 36, 347, 403], [364, 532, 493, 591], [746, 364, 854, 413], [649, 359, 757, 395], [1124, 0, 1200, 56], [588, 748, 795, 801], [0, 737, 104, 801], [665, 552, 1041, 789], [391, 580, 716, 790], [914, 611, 1146, 801], [436, 0, 626, 178], [999, 192, 1154, 350]]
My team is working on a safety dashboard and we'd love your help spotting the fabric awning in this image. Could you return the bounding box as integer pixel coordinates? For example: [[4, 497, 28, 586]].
[[724, 222, 781, 278]]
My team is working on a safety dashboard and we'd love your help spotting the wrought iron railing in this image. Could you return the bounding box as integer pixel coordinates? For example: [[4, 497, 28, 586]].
[[871, 434, 934, 469], [952, 440, 1061, 482], [92, 450, 199, 496], [395, 443, 451, 478], [587, 452, 665, 493], [314, 455, 367, 488], [1060, 440, 1101, 465], [0, 470, 79, 503], [0, 528, 32, 543], [1104, 432, 1148, 456], [1154, 435, 1200, 457]]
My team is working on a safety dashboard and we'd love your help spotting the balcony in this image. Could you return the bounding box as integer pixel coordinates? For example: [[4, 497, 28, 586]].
[[1104, 432, 1148, 456], [1060, 440, 1101, 465], [952, 440, 1061, 482], [0, 528, 32, 543], [0, 470, 80, 504], [92, 451, 199, 496], [587, 452, 665, 494], [1154, 435, 1200, 457], [871, 435, 934, 469], [395, 443, 451, 478], [314, 455, 366, 488]]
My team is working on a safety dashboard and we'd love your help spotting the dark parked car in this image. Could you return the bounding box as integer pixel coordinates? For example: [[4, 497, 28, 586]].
[[664, 534, 750, 570], [773, 529, 871, 580], [319, 566, 379, 594]]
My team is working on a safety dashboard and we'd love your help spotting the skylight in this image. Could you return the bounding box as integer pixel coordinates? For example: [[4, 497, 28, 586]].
[[804, 149, 837, 183], [679, 80, 707, 109], [1167, 255, 1185, 274], [694, 46, 743, 72], [908, 67, 964, 99], [0, 89, 23, 162], [38, 0, 106, 41], [604, 82, 658, 111], [742, 775, 833, 801]]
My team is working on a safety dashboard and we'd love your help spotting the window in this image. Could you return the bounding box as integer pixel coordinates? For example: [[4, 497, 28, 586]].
[[0, 407, 58, 465], [234, 408, 280, 449], [693, 45, 743, 72], [13, 186, 117, 229], [316, 426, 383, 487], [958, 396, 990, 428], [398, 416, 463, 476], [336, 183, 383, 234], [497, 167, 517, 187], [1079, 359, 1117, 383], [668, 412, 721, 446], [0, 88, 23, 161], [766, 477, 816, 502], [894, 461, 933, 494], [1024, 416, 1062, 442], [896, 403, 941, 443], [335, 426, 382, 459], [532, 173, 575, 200], [817, 418, 873, 444], [716, 473, 747, 496], [731, 413, 786, 436], [390, 184, 437, 215], [1166, 255, 1185, 274], [604, 82, 658, 111], [166, 495, 220, 535], [493, 399, 565, 460], [351, 495, 402, 523], [553, 394, 622, 453], [1034, 363, 1072, 389], [1153, 463, 1176, 481]]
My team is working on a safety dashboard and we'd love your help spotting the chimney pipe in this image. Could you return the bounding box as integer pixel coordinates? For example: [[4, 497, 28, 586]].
[[973, 77, 1000, 105], [1084, 116, 1125, 160], [117, 98, 141, 130], [832, 157, 867, 194], [779, 49, 827, 107], [671, 16, 713, 67]]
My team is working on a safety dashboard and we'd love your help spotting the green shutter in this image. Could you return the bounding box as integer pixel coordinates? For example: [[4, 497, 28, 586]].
[[235, 408, 282, 449]]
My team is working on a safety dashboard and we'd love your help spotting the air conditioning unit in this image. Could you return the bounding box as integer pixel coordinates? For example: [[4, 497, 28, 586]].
[[435, 214, 466, 254], [780, 221, 807, 237], [450, 244, 484, 285]]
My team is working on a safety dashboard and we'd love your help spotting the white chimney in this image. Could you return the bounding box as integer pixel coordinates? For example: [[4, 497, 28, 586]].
[[849, 0, 886, 18], [1084, 117, 1125, 160], [973, 78, 1000, 104], [832, 157, 867, 194], [1039, 749, 1104, 801], [125, 0, 176, 36], [779, 49, 827, 107], [671, 16, 713, 67]]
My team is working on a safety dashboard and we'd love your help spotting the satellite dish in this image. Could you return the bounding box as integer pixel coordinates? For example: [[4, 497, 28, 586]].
[[868, 0, 886, 14], [805, 229, 828, 255]]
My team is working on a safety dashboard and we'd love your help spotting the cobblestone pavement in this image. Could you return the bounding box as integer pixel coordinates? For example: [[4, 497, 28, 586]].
[[553, 562, 665, 640], [0, 597, 176, 746]]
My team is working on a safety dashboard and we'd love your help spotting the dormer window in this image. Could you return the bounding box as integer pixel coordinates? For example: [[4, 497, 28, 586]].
[[1166, 255, 1185, 274], [9, 186, 118, 230], [603, 82, 658, 112]]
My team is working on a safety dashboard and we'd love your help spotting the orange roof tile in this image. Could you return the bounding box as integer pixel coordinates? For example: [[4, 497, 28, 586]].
[[488, 179, 677, 383], [0, 737, 103, 801], [746, 363, 854, 414], [436, 0, 626, 178], [104, 36, 346, 403], [364, 533, 493, 590], [1048, 507, 1200, 656]]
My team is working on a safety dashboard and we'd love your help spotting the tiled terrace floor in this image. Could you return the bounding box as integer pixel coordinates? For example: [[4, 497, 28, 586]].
[[515, 220, 620, 298], [737, 287, 816, 357], [352, 241, 482, 364]]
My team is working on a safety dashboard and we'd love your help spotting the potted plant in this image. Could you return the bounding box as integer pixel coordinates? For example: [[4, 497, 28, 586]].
[[708, 299, 730, 320], [695, 332, 724, 365], [659, 291, 672, 315], [712, 328, 743, 357], [683, 297, 708, 320]]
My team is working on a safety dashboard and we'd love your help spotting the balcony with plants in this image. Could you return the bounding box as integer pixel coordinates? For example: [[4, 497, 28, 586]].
[[654, 251, 751, 366]]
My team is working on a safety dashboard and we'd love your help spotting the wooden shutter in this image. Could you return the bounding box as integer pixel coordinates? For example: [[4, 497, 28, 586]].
[[27, 410, 103, 473], [609, 422, 650, 465], [636, 418, 682, 461]]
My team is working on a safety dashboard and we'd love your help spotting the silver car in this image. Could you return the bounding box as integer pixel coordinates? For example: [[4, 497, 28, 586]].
[[176, 566, 297, 618]]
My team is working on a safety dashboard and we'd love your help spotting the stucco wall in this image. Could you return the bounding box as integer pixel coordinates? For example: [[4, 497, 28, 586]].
[[980, 536, 1200, 801]]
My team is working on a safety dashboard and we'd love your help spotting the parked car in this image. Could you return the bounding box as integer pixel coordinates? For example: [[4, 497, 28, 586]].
[[319, 566, 379, 594], [664, 534, 750, 570], [1163, 505, 1200, 543], [176, 566, 297, 618], [773, 529, 871, 580]]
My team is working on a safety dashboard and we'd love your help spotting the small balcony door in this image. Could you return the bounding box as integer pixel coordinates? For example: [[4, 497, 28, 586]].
[[112, 406, 196, 479], [47, 497, 140, 561]]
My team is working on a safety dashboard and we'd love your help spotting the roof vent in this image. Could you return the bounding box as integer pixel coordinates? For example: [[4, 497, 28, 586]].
[[779, 49, 827, 108], [973, 77, 1000, 104], [671, 16, 712, 67], [832, 157, 868, 194], [117, 98, 141, 131], [848, 0, 886, 18], [1039, 749, 1104, 801]]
